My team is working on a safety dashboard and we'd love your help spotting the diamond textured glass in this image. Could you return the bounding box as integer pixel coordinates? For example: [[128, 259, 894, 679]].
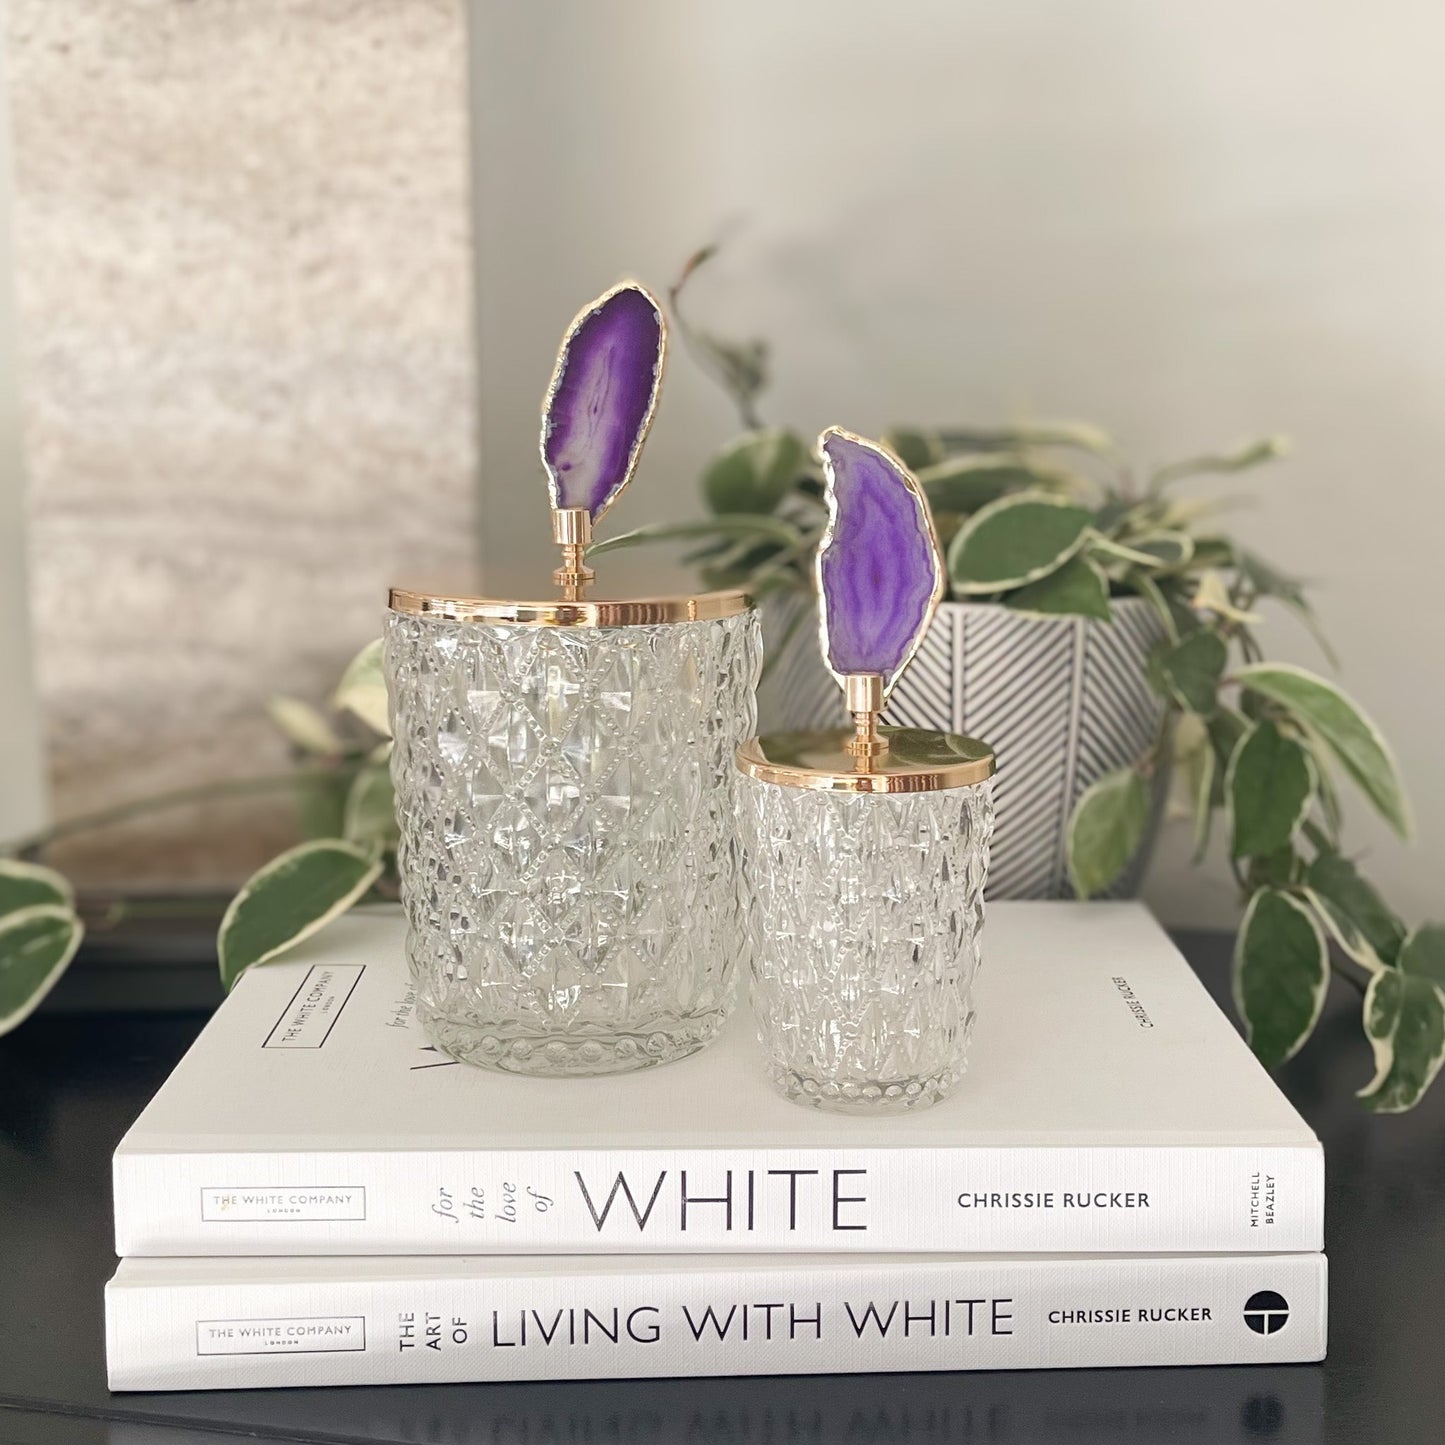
[[735, 424, 993, 1114], [737, 768, 993, 1111], [386, 606, 762, 1075]]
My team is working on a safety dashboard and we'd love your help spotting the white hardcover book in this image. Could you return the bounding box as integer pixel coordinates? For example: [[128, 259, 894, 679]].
[[113, 902, 1324, 1257], [105, 1251, 1327, 1391]]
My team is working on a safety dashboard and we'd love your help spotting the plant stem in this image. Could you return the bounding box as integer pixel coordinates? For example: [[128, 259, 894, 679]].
[[667, 247, 766, 431], [2, 767, 355, 862], [1137, 706, 1175, 779], [1228, 855, 1251, 896]]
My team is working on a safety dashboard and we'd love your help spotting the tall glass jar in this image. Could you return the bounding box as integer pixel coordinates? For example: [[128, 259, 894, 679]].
[[736, 727, 994, 1112], [386, 587, 761, 1076]]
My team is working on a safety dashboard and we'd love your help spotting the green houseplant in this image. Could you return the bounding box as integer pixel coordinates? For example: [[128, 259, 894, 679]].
[[3, 257, 1441, 1113], [585, 255, 1445, 1112], [0, 653, 398, 1026]]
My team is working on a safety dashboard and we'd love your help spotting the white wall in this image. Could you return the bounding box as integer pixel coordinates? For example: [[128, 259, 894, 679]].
[[469, 0, 1445, 928], [0, 0, 46, 842]]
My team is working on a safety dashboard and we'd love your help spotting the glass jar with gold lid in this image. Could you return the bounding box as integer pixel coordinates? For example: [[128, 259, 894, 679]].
[[735, 430, 995, 1112], [386, 284, 761, 1075]]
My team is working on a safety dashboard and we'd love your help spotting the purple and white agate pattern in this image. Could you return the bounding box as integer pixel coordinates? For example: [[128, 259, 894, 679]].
[[541, 282, 666, 521], [816, 428, 943, 691]]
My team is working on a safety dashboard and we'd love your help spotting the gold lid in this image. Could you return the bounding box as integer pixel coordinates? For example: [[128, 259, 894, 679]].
[[388, 585, 753, 629], [737, 727, 995, 794]]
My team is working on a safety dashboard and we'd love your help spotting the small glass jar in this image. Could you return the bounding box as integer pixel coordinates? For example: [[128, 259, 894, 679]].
[[386, 586, 762, 1076], [736, 727, 994, 1112]]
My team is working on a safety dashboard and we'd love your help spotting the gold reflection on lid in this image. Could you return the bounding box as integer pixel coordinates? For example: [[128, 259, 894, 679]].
[[388, 586, 753, 628], [736, 727, 995, 794]]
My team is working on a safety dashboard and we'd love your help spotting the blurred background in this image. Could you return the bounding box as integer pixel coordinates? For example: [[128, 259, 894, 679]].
[[2, 0, 1442, 932]]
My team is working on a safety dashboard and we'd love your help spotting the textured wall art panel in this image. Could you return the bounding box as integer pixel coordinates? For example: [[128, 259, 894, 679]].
[[8, 0, 478, 883]]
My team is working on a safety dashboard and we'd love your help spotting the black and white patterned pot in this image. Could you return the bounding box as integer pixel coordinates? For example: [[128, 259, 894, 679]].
[[757, 594, 1171, 900]]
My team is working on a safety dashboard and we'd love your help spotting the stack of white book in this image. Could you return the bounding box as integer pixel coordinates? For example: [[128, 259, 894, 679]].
[[105, 902, 1326, 1390]]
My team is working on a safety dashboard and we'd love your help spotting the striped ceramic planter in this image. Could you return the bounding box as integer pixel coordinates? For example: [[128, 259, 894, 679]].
[[758, 593, 1171, 900]]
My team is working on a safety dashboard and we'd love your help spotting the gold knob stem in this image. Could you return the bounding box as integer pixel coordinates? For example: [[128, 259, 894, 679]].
[[848, 709, 887, 766], [551, 507, 595, 601], [842, 673, 888, 766]]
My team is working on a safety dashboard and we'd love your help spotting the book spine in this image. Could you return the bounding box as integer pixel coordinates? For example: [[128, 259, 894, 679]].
[[105, 1252, 1327, 1391], [114, 1143, 1323, 1256]]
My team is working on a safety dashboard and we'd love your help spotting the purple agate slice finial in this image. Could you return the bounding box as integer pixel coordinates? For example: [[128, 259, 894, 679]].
[[816, 427, 944, 697], [540, 281, 667, 524]]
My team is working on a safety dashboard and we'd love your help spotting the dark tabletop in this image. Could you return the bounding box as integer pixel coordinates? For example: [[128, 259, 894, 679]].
[[1, 932, 1441, 1445]]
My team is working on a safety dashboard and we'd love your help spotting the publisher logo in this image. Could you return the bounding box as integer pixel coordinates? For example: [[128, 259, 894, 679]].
[[1243, 1290, 1290, 1335], [263, 964, 364, 1048], [201, 1186, 366, 1222], [197, 1316, 366, 1356]]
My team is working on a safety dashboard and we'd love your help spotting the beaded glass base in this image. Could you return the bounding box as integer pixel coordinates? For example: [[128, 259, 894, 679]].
[[386, 608, 761, 1076], [737, 773, 993, 1112]]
